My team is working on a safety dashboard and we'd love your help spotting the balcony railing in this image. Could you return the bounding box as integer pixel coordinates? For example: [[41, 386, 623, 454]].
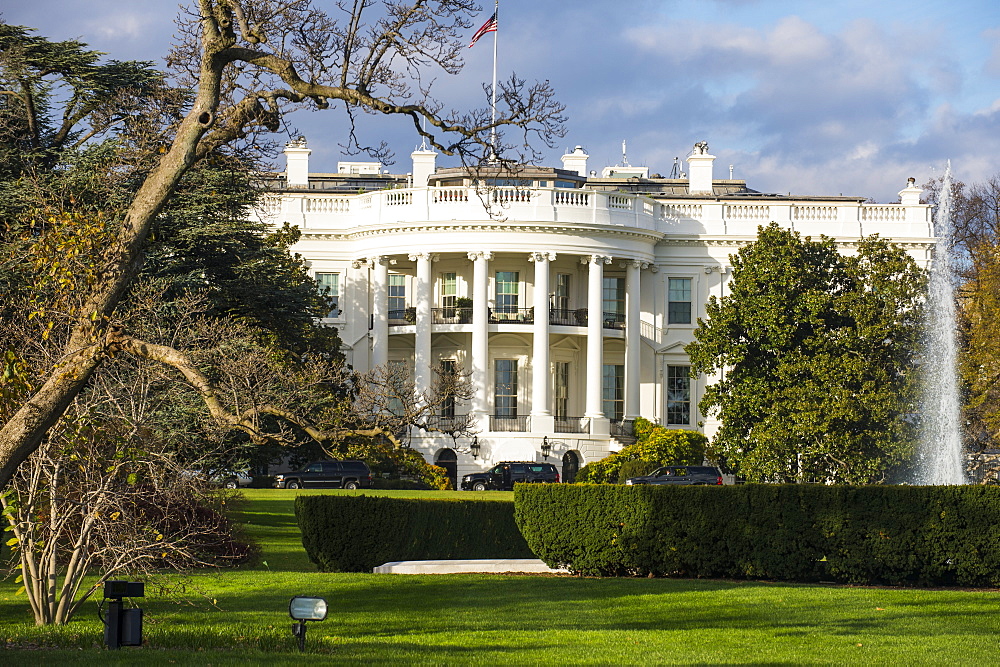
[[425, 414, 470, 433], [489, 307, 534, 324], [554, 416, 590, 434], [611, 418, 636, 444], [602, 312, 625, 330], [490, 414, 529, 432], [431, 307, 473, 324], [550, 308, 587, 327], [388, 308, 414, 327]]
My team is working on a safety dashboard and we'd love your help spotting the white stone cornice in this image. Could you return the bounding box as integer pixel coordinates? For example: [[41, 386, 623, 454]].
[[528, 252, 556, 263]]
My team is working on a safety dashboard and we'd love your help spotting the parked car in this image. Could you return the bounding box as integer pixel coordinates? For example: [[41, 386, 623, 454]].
[[216, 471, 254, 489], [625, 465, 723, 486], [461, 462, 560, 491], [273, 460, 373, 489]]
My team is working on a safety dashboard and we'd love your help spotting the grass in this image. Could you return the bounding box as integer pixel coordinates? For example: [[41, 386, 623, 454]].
[[2, 488, 999, 664]]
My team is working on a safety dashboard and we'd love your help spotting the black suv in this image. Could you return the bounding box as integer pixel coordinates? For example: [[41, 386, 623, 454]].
[[625, 465, 723, 486], [273, 461, 372, 489], [461, 462, 560, 491]]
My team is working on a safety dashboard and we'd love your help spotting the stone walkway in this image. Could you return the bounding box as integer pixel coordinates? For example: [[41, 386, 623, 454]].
[[373, 558, 567, 574]]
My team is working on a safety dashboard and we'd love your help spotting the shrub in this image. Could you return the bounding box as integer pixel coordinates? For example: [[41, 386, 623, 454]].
[[296, 495, 534, 572], [574, 420, 707, 484], [514, 484, 1000, 586], [616, 459, 658, 484]]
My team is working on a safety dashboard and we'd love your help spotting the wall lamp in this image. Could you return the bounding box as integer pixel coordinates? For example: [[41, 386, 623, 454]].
[[470, 435, 481, 459], [290, 596, 328, 652], [541, 436, 552, 460]]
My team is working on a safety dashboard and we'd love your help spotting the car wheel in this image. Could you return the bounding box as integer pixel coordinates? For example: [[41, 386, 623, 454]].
[[344, 480, 360, 490], [286, 480, 301, 489], [224, 479, 238, 490], [472, 481, 487, 491]]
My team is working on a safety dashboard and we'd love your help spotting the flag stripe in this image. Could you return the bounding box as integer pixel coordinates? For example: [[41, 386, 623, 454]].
[[468, 12, 497, 48]]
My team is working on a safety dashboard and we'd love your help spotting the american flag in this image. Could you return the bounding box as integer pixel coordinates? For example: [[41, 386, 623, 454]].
[[468, 12, 497, 48]]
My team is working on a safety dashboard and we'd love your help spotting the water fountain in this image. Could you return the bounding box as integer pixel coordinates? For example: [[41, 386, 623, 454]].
[[917, 163, 965, 484]]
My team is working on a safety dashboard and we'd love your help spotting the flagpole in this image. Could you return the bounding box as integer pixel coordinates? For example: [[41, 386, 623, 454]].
[[490, 0, 499, 157]]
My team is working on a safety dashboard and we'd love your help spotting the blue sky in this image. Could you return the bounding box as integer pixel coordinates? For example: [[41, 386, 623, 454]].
[[4, 0, 999, 202]]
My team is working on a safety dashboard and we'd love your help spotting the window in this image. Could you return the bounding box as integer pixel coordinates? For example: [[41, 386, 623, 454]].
[[602, 364, 624, 421], [668, 278, 692, 324], [603, 276, 625, 325], [495, 271, 519, 315], [494, 359, 518, 417], [440, 273, 457, 310], [666, 365, 691, 425], [315, 272, 339, 318], [388, 274, 406, 319], [554, 362, 570, 419], [554, 274, 571, 312], [440, 359, 457, 418]]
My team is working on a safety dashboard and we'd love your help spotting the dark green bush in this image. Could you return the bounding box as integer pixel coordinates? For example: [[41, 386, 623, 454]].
[[574, 421, 708, 483], [296, 495, 534, 572], [514, 484, 1000, 586], [616, 459, 658, 484]]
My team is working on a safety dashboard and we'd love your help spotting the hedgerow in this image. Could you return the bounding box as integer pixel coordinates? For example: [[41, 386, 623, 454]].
[[576, 420, 707, 483]]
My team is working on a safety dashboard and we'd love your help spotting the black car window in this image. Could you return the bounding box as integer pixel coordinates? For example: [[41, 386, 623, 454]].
[[342, 462, 368, 473], [674, 468, 688, 476], [305, 463, 323, 473], [490, 465, 503, 474], [322, 462, 340, 473], [655, 468, 672, 476], [527, 465, 546, 473], [511, 464, 527, 474]]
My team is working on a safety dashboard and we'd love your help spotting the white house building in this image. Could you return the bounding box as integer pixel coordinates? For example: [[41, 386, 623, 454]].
[[262, 138, 934, 487]]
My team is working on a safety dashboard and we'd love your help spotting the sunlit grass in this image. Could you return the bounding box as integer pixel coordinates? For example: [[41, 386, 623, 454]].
[[2, 487, 999, 664]]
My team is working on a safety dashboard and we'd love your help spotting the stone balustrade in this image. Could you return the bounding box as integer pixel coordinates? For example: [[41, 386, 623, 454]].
[[261, 185, 933, 239]]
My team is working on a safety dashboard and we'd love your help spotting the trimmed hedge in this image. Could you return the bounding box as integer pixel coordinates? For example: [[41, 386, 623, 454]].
[[514, 484, 1000, 586], [295, 495, 534, 572]]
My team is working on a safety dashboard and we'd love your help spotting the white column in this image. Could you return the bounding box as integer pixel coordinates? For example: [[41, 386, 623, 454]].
[[624, 260, 645, 419], [530, 252, 555, 432], [585, 255, 610, 419], [411, 253, 435, 397], [371, 256, 389, 369], [469, 251, 493, 422]]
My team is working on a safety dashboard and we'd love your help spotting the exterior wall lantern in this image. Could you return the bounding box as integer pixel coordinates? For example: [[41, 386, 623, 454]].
[[290, 595, 328, 651], [470, 435, 481, 459], [541, 436, 551, 460]]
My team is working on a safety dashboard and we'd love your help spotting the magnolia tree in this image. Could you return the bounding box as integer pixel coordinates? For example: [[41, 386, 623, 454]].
[[0, 1, 565, 488]]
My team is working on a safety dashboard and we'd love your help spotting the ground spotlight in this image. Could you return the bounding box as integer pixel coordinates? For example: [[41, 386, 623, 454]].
[[289, 595, 328, 651]]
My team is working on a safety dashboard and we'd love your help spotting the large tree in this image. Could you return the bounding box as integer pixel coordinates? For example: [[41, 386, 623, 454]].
[[686, 224, 926, 484], [0, 1, 565, 488]]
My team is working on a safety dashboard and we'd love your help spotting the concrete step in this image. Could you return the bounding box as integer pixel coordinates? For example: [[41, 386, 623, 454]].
[[373, 558, 567, 575]]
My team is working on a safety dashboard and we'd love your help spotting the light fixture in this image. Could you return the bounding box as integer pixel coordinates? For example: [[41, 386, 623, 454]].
[[541, 436, 551, 460], [470, 435, 480, 459], [101, 580, 145, 650], [290, 596, 328, 651]]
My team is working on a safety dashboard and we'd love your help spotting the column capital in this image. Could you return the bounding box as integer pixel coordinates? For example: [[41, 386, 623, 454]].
[[374, 255, 395, 266], [351, 257, 371, 269], [582, 254, 612, 265], [528, 251, 556, 263], [620, 259, 650, 270], [408, 252, 440, 262], [467, 251, 494, 262]]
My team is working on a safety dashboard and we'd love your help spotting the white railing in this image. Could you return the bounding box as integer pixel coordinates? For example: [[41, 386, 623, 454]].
[[640, 320, 664, 344], [267, 185, 929, 238]]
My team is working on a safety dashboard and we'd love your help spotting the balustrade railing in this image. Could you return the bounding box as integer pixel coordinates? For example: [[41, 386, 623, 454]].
[[387, 308, 413, 326], [611, 418, 636, 443], [554, 416, 590, 434], [489, 307, 534, 324], [550, 308, 587, 327], [490, 414, 529, 432], [602, 311, 626, 330], [425, 414, 469, 433], [431, 307, 473, 324]]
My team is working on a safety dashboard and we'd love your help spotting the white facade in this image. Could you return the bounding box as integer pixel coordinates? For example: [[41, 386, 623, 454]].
[[262, 140, 934, 487]]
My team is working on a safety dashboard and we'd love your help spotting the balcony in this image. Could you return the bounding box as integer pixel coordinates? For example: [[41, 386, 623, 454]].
[[431, 307, 473, 324], [611, 418, 636, 444], [425, 414, 469, 433], [490, 414, 529, 432], [550, 308, 586, 327], [554, 416, 590, 434], [489, 307, 534, 324]]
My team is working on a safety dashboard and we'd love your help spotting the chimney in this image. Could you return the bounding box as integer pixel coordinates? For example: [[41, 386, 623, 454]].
[[561, 145, 589, 176], [898, 177, 922, 206], [411, 148, 437, 187], [284, 136, 311, 188], [686, 141, 715, 194]]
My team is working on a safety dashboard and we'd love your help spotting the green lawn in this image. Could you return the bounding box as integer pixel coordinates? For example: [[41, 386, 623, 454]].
[[2, 488, 999, 664]]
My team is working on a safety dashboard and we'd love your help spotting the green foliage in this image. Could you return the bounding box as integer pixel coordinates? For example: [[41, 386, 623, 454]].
[[686, 224, 926, 484], [575, 419, 707, 483], [515, 484, 1000, 586], [295, 495, 533, 572]]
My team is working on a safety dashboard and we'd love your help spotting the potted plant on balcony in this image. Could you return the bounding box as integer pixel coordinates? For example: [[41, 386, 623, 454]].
[[456, 297, 473, 323], [574, 308, 588, 326], [404, 306, 417, 324]]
